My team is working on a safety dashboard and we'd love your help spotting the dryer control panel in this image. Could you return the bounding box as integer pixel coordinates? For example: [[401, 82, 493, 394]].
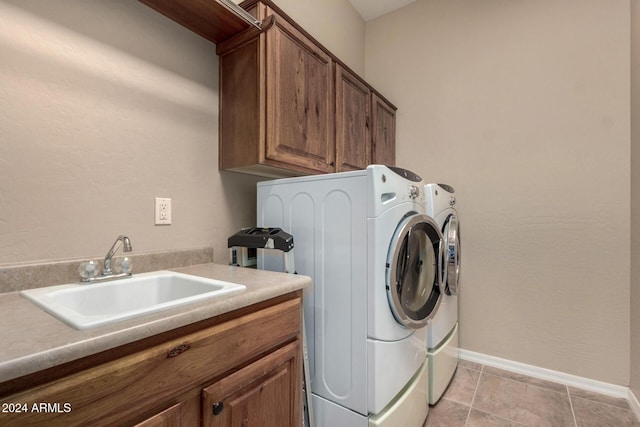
[[408, 184, 425, 204], [367, 165, 427, 217], [409, 184, 420, 199]]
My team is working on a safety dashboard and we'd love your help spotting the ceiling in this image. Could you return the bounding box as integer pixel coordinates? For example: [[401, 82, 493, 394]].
[[348, 0, 416, 21]]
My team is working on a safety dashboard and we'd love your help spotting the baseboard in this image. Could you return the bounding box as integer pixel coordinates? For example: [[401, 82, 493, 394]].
[[629, 389, 640, 422], [458, 349, 628, 399]]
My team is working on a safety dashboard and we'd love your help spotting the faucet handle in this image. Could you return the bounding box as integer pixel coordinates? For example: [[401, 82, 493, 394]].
[[113, 256, 133, 274], [79, 260, 102, 281]]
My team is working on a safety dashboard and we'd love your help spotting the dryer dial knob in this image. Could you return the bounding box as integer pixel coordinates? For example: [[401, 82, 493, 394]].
[[409, 185, 419, 199], [449, 196, 456, 206]]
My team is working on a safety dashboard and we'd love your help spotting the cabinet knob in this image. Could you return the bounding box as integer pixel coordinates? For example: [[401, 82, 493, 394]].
[[212, 402, 224, 416], [329, 161, 335, 167]]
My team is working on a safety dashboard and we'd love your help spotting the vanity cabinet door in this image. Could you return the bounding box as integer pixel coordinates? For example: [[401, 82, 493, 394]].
[[335, 64, 371, 172], [202, 341, 301, 427], [135, 402, 181, 427], [134, 395, 200, 427], [135, 403, 180, 427]]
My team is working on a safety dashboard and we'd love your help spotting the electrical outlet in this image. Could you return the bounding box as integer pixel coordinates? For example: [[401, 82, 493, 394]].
[[155, 197, 171, 225]]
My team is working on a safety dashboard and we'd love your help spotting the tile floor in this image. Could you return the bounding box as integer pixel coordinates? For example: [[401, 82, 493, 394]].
[[425, 360, 640, 427]]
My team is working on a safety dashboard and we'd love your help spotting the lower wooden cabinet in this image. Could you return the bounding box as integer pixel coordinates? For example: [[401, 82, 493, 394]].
[[135, 395, 202, 427], [202, 341, 301, 427], [0, 294, 302, 427]]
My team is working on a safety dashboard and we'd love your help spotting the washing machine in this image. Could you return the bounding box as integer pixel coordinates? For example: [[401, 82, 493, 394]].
[[424, 183, 461, 405], [257, 165, 445, 427]]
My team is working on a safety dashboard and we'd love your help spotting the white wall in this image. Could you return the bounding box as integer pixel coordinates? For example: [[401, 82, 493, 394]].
[[366, 0, 631, 385], [0, 0, 260, 265]]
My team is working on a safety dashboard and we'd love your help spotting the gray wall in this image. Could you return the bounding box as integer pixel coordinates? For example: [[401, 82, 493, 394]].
[[366, 0, 631, 385], [0, 0, 262, 265], [631, 0, 640, 397]]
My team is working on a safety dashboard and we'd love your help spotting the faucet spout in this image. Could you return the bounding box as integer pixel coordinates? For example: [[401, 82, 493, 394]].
[[103, 235, 132, 276]]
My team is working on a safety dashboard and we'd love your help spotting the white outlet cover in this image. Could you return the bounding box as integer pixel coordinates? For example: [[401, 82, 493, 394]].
[[155, 197, 171, 225]]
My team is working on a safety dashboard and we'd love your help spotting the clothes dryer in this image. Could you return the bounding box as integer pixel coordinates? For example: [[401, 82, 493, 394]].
[[424, 183, 461, 404], [257, 165, 445, 426]]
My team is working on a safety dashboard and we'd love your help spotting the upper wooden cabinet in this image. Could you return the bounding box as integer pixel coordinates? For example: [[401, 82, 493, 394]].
[[218, 1, 397, 177], [218, 13, 334, 176], [264, 17, 334, 173], [335, 65, 371, 172], [371, 92, 397, 166]]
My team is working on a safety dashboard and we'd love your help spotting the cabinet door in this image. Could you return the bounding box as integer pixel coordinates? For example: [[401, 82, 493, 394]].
[[134, 395, 200, 427], [202, 341, 301, 427], [135, 403, 181, 427], [335, 65, 371, 172], [371, 93, 396, 166], [265, 18, 334, 173]]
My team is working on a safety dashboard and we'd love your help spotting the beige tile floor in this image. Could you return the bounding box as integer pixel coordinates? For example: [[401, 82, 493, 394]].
[[426, 360, 640, 427]]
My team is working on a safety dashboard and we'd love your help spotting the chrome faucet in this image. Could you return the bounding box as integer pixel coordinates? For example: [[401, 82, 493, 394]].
[[102, 235, 132, 276]]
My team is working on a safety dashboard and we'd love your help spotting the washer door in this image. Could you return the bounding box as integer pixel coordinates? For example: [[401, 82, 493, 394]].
[[387, 213, 444, 329], [443, 214, 461, 296]]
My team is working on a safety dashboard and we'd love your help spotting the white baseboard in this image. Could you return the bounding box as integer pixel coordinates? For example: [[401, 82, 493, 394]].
[[458, 349, 628, 399], [629, 389, 640, 422]]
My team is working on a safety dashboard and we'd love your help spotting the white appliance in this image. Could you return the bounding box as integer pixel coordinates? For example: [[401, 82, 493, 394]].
[[257, 165, 445, 427], [424, 183, 461, 405]]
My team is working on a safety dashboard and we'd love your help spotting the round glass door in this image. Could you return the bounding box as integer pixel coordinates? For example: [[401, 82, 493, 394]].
[[444, 214, 461, 296], [387, 213, 444, 329]]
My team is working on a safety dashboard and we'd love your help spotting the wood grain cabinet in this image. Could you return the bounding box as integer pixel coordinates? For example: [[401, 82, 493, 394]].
[[202, 341, 300, 427], [335, 67, 397, 171], [218, 0, 397, 177], [0, 294, 302, 427], [371, 93, 397, 167], [335, 65, 371, 172], [135, 400, 199, 427], [218, 13, 334, 177]]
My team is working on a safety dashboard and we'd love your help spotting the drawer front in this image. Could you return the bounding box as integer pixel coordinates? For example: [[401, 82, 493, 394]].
[[0, 298, 301, 426]]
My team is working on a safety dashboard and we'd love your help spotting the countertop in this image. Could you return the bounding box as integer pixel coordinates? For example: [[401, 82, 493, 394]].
[[0, 263, 310, 384]]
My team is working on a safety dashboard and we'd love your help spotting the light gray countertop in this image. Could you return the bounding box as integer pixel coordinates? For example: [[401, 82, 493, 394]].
[[0, 263, 310, 384]]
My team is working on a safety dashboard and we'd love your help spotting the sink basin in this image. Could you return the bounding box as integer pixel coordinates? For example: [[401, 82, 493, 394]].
[[20, 271, 246, 330]]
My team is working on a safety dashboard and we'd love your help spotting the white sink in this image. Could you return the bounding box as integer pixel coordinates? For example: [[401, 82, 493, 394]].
[[20, 271, 246, 330]]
